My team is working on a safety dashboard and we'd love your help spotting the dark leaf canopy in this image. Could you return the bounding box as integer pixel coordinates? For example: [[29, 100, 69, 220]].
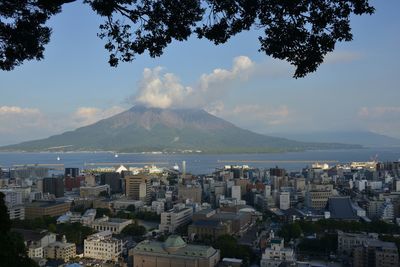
[[0, 0, 374, 77]]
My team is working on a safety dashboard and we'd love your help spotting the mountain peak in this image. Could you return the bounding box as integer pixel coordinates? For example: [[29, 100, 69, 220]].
[[0, 106, 361, 153]]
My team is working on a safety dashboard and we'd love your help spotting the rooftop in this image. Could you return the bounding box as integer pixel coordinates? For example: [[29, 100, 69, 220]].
[[133, 236, 218, 258]]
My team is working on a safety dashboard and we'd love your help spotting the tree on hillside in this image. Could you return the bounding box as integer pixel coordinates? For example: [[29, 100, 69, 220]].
[[0, 0, 374, 77], [0, 192, 38, 267]]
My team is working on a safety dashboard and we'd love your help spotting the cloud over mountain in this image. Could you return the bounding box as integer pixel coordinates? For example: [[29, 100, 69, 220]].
[[133, 56, 255, 109]]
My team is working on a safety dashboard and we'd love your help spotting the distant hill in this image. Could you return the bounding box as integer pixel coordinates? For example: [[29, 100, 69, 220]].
[[0, 106, 362, 153], [275, 131, 400, 147]]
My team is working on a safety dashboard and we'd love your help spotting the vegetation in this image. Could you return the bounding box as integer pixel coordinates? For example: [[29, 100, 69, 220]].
[[0, 192, 39, 267], [121, 222, 146, 237], [214, 235, 254, 266], [56, 222, 96, 246], [279, 219, 400, 243], [0, 1, 374, 78], [95, 207, 112, 218]]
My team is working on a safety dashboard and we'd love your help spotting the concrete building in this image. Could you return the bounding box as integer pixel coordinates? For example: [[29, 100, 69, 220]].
[[90, 216, 132, 234], [43, 236, 76, 261], [25, 201, 71, 219], [13, 229, 56, 259], [43, 177, 64, 198], [125, 174, 151, 204], [0, 189, 25, 219], [260, 233, 295, 267], [178, 184, 202, 203], [188, 220, 231, 240], [353, 239, 399, 267], [84, 231, 122, 262], [305, 184, 333, 210], [80, 184, 110, 198], [231, 185, 241, 201], [100, 172, 122, 194], [131, 235, 220, 267], [279, 192, 290, 210], [337, 231, 379, 254], [159, 204, 193, 233]]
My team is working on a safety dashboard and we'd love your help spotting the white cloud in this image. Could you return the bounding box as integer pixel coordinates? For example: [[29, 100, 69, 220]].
[[358, 106, 400, 119], [135, 67, 193, 109], [0, 106, 44, 134], [0, 105, 126, 145], [325, 51, 363, 64], [133, 56, 255, 109], [209, 104, 291, 131], [72, 106, 125, 126], [357, 106, 400, 138]]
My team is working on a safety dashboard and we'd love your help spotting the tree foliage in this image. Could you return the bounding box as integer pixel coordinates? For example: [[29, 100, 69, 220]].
[[0, 192, 38, 267], [121, 222, 146, 237], [0, 0, 374, 77]]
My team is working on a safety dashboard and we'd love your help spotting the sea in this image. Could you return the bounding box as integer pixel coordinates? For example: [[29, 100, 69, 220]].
[[1, 147, 400, 175]]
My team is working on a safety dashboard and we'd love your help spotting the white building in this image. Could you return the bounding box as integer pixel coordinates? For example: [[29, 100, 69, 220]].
[[159, 204, 193, 233], [231, 185, 241, 201], [43, 236, 76, 261], [260, 232, 295, 267], [151, 200, 165, 214], [279, 192, 290, 210], [84, 231, 122, 262], [264, 185, 271, 197], [379, 199, 394, 222], [90, 216, 132, 234]]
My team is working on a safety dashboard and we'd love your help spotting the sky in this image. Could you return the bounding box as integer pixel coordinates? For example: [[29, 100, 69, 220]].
[[0, 0, 399, 145]]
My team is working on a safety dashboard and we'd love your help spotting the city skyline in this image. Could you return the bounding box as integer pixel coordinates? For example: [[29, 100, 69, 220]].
[[1, 0, 399, 145]]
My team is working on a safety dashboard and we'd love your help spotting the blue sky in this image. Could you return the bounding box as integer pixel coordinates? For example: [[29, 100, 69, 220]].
[[0, 0, 399, 145]]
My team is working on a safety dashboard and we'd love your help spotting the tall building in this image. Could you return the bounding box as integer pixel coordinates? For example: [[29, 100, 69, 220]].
[[43, 177, 64, 198], [125, 174, 151, 204], [279, 192, 290, 210], [131, 235, 220, 267], [100, 172, 122, 194], [231, 185, 241, 201], [65, 168, 79, 178]]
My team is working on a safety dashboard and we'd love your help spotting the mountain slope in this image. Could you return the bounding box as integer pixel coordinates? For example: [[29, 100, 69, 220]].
[[0, 106, 361, 153], [275, 131, 400, 147]]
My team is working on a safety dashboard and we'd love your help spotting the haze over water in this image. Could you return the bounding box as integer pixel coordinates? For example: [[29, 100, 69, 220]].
[[1, 147, 399, 174]]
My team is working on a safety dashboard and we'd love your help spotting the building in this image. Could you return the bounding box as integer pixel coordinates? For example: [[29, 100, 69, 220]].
[[90, 216, 132, 234], [13, 229, 56, 259], [178, 184, 202, 203], [43, 236, 76, 261], [131, 235, 220, 267], [188, 220, 231, 240], [260, 233, 295, 267], [353, 239, 399, 267], [337, 231, 379, 255], [326, 196, 358, 221], [0, 189, 25, 219], [25, 201, 71, 219], [65, 168, 79, 178], [64, 175, 85, 191], [231, 185, 241, 201], [80, 184, 110, 198], [159, 204, 193, 233], [43, 177, 65, 198], [100, 172, 122, 194], [305, 184, 333, 210], [125, 174, 151, 204], [279, 192, 290, 210], [84, 231, 122, 262]]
